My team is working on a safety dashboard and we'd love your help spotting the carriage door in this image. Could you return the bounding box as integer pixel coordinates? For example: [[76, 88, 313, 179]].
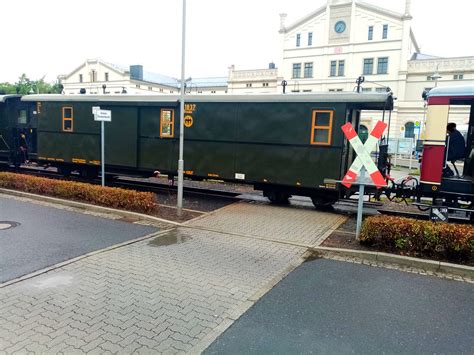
[[103, 106, 138, 168], [342, 109, 360, 178]]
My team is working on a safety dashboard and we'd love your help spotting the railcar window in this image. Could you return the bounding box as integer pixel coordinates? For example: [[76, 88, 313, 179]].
[[62, 107, 73, 132], [160, 109, 174, 138], [311, 110, 333, 145], [18, 110, 27, 124]]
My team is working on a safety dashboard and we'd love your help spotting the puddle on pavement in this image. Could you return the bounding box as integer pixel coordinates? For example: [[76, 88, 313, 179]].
[[148, 229, 191, 247], [32, 275, 73, 289], [0, 221, 20, 230]]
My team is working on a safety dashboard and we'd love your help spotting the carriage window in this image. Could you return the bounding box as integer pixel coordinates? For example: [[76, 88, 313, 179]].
[[18, 110, 27, 124], [311, 110, 333, 145], [62, 107, 73, 132], [160, 109, 174, 138]]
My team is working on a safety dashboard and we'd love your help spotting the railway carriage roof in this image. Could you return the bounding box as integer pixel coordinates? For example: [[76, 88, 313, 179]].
[[0, 95, 21, 102], [427, 85, 474, 98], [23, 92, 393, 110]]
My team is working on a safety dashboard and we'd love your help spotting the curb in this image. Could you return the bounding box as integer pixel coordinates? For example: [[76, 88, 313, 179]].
[[0, 188, 182, 226], [311, 246, 474, 279]]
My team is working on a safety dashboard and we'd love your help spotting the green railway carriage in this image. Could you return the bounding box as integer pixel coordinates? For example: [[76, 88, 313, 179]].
[[23, 93, 392, 206], [0, 95, 37, 166]]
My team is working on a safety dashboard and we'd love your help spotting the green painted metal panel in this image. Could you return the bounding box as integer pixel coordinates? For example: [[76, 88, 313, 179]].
[[38, 132, 99, 163], [101, 106, 138, 167], [139, 138, 175, 171], [184, 102, 238, 141], [235, 144, 342, 187], [183, 141, 235, 178], [139, 107, 161, 138]]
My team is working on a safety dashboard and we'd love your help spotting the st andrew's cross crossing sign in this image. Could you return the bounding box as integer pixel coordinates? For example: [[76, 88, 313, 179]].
[[341, 121, 387, 189]]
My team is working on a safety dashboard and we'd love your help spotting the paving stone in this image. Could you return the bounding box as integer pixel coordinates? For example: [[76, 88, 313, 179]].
[[0, 201, 348, 352]]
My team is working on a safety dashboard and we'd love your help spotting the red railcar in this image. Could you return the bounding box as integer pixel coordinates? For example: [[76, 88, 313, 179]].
[[419, 85, 473, 207]]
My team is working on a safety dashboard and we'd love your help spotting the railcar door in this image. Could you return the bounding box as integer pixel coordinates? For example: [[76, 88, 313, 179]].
[[102, 105, 138, 168], [138, 106, 177, 173]]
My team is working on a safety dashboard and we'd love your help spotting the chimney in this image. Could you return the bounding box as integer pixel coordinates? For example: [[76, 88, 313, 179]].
[[404, 0, 412, 16], [279, 13, 287, 32], [130, 65, 143, 81]]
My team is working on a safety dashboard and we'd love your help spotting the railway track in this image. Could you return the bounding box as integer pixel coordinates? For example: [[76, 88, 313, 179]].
[[4, 165, 472, 223], [4, 165, 243, 201]]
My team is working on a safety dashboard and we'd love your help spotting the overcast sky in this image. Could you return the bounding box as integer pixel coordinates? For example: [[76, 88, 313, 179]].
[[1, 0, 473, 83]]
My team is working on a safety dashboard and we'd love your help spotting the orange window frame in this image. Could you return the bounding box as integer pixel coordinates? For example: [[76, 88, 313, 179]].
[[310, 110, 333, 145], [62, 106, 73, 132], [160, 109, 175, 138]]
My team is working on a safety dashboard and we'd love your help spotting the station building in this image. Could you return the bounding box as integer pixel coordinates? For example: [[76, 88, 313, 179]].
[[58, 59, 228, 96], [228, 0, 473, 141]]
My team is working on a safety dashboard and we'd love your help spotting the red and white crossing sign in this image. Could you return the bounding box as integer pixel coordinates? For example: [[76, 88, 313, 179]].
[[341, 121, 387, 189]]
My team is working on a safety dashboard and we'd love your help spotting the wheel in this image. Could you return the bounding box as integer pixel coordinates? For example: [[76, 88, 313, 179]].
[[264, 190, 290, 204], [58, 166, 72, 176], [80, 168, 97, 180], [311, 196, 336, 211]]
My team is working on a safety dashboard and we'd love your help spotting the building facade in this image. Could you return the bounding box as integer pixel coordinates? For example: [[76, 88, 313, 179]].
[[277, 0, 474, 138], [58, 59, 227, 96], [227, 64, 281, 94], [229, 0, 473, 141]]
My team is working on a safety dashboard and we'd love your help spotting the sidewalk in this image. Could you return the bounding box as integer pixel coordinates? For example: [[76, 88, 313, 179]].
[[1, 196, 471, 353], [0, 200, 344, 353]]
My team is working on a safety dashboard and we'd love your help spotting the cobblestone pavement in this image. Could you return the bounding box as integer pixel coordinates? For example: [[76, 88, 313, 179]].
[[186, 201, 347, 247], [0, 198, 345, 353]]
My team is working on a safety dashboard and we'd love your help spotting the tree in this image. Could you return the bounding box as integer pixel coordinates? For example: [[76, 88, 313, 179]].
[[0, 74, 63, 95], [15, 74, 33, 94], [0, 82, 16, 94]]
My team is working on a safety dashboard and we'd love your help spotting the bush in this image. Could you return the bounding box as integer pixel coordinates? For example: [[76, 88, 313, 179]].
[[360, 215, 474, 262], [0, 172, 158, 214]]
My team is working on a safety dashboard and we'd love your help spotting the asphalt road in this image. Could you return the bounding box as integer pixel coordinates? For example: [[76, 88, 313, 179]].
[[0, 196, 158, 283], [206, 258, 474, 354]]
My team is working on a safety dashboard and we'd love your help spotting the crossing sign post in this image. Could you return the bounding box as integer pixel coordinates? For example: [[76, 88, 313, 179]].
[[341, 121, 388, 239], [92, 107, 112, 187]]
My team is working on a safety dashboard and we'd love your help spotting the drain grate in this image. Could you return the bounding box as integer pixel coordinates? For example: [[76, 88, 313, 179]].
[[0, 221, 20, 230]]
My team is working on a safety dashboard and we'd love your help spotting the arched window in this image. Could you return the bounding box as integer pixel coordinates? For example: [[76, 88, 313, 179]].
[[359, 125, 369, 143], [404, 122, 415, 139]]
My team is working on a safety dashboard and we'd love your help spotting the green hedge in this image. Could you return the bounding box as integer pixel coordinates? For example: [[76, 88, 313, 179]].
[[360, 215, 474, 262], [0, 172, 158, 214]]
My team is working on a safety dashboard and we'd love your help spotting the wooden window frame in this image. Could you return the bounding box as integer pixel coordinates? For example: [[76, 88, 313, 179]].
[[62, 106, 73, 132], [310, 110, 333, 146], [160, 108, 175, 138]]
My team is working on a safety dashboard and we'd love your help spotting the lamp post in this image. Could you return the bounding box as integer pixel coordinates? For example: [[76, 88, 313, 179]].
[[177, 0, 187, 217]]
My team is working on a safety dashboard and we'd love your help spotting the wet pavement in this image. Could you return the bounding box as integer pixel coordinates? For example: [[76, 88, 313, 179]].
[[0, 195, 158, 283], [0, 200, 345, 353], [205, 258, 474, 354]]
